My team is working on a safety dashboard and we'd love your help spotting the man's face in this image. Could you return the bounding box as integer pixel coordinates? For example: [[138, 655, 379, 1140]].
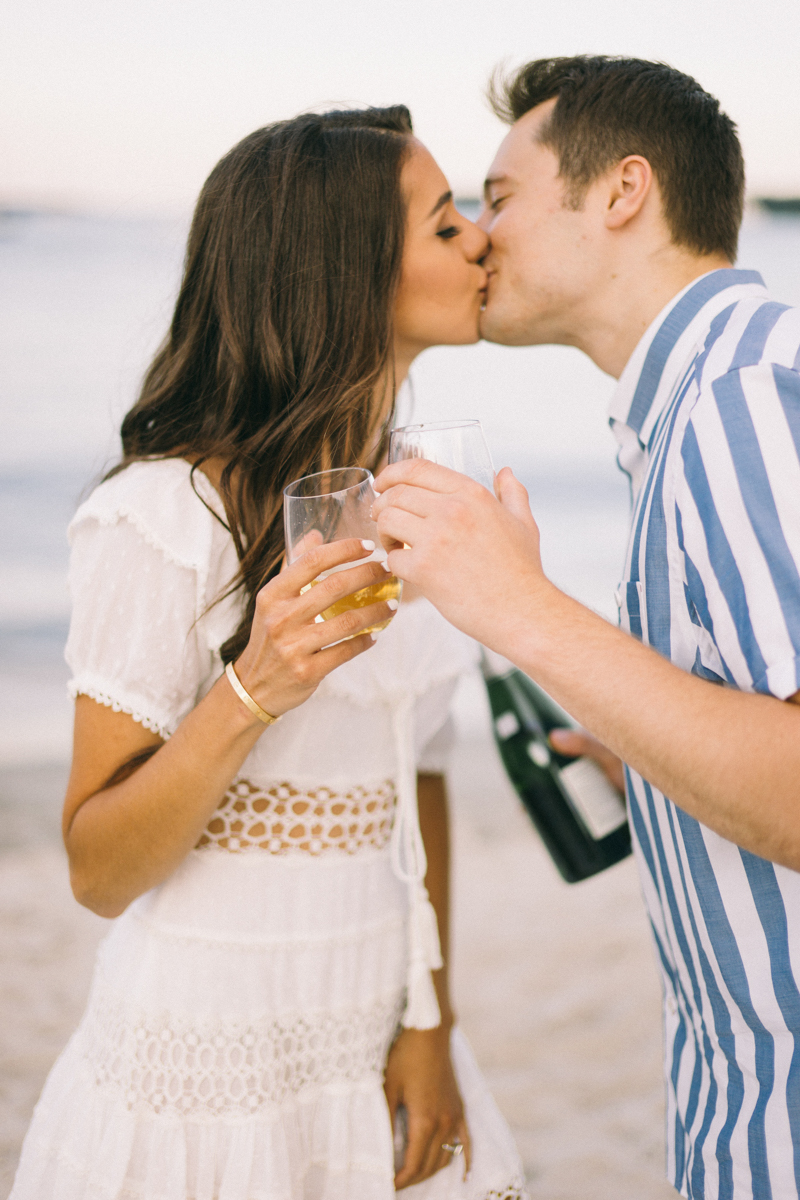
[[478, 101, 608, 347]]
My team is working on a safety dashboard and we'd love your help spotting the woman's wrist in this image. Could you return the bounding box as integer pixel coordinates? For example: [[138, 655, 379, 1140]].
[[212, 666, 271, 739], [230, 648, 291, 723], [437, 1003, 455, 1031], [433, 976, 455, 1031], [225, 661, 280, 726]]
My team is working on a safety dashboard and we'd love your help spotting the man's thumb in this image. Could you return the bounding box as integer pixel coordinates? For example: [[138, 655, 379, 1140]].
[[495, 467, 534, 522], [548, 728, 587, 757]]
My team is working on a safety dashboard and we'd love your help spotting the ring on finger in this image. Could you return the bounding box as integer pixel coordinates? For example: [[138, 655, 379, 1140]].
[[441, 1140, 464, 1157]]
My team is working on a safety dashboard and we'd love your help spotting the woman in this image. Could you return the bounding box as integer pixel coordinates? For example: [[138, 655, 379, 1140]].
[[12, 107, 526, 1199]]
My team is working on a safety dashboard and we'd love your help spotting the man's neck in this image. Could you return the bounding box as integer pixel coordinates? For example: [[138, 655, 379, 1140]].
[[572, 250, 732, 379]]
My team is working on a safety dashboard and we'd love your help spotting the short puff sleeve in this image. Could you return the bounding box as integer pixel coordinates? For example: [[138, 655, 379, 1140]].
[[65, 462, 222, 736]]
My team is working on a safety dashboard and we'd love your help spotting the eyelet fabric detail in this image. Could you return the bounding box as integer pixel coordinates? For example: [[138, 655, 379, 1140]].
[[80, 985, 404, 1119], [196, 779, 396, 855]]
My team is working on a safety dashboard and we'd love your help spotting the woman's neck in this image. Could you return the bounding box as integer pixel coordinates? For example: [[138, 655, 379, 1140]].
[[393, 341, 417, 392], [186, 454, 228, 495]]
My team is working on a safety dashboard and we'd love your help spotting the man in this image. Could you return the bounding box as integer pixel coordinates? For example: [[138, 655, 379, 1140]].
[[374, 57, 800, 1199]]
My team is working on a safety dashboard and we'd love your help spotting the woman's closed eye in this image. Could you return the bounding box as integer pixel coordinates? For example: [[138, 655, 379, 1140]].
[[436, 225, 460, 240]]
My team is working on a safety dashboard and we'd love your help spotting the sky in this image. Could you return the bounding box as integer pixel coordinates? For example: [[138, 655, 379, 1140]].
[[4, 0, 800, 215]]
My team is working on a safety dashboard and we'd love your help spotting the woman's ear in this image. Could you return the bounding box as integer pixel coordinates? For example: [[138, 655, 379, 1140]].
[[605, 155, 653, 230]]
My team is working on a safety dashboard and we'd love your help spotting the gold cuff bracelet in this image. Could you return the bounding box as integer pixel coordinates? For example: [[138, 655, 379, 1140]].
[[225, 661, 280, 726]]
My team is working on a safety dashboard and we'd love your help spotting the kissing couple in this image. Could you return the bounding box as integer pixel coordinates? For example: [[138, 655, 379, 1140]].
[[14, 54, 800, 1200]]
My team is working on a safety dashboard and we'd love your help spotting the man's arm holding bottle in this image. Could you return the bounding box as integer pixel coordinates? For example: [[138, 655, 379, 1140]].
[[372, 460, 800, 871]]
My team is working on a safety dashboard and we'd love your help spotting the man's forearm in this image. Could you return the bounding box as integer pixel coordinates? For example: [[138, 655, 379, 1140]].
[[372, 460, 800, 870], [502, 581, 800, 870]]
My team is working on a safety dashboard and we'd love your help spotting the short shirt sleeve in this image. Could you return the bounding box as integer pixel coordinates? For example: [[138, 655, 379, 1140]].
[[676, 361, 800, 699], [65, 479, 217, 736]]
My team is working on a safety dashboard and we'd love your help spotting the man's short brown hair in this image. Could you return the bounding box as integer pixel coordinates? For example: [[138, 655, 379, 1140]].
[[490, 56, 745, 262]]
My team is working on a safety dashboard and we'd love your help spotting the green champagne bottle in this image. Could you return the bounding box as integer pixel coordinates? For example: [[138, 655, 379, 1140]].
[[481, 648, 631, 882]]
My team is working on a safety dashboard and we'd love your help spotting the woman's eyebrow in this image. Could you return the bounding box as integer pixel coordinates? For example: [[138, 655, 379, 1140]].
[[427, 190, 452, 219]]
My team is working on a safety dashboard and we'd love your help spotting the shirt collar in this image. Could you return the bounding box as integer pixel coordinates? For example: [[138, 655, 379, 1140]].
[[608, 268, 768, 452]]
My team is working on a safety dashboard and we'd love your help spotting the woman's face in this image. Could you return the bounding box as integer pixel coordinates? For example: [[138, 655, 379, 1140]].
[[393, 141, 489, 368]]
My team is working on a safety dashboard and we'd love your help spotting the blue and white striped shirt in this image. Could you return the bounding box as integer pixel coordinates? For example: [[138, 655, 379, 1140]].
[[609, 268, 800, 1200]]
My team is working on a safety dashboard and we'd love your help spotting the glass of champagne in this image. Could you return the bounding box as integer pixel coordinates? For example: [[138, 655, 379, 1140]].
[[283, 467, 402, 636], [388, 419, 495, 491]]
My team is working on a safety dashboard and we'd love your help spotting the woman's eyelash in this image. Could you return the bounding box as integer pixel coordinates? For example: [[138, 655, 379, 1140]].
[[436, 226, 460, 240]]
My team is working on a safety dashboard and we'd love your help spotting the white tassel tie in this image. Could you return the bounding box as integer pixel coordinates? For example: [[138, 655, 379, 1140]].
[[390, 696, 443, 1030]]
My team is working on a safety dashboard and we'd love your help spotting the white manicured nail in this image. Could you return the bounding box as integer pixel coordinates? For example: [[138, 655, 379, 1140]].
[[380, 559, 392, 572], [387, 598, 399, 611], [361, 539, 375, 551], [369, 633, 378, 643]]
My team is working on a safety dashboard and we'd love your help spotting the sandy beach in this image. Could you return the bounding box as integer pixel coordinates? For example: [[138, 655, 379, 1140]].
[[0, 676, 678, 1200]]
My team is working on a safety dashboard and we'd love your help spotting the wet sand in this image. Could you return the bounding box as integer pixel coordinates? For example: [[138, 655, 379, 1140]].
[[0, 678, 679, 1199]]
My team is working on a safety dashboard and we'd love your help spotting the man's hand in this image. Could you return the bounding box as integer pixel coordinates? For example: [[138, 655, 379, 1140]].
[[378, 456, 800, 874], [373, 459, 548, 654], [549, 728, 626, 794]]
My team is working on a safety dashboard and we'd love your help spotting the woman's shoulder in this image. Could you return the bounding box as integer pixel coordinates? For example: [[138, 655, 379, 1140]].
[[69, 458, 226, 574]]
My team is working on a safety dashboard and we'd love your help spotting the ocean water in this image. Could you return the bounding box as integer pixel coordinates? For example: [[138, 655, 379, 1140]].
[[2, 209, 800, 770]]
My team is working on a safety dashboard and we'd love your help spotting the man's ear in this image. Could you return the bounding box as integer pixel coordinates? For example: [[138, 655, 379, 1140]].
[[605, 156, 653, 230]]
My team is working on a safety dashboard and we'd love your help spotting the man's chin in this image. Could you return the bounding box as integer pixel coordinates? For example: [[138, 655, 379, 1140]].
[[479, 307, 531, 347]]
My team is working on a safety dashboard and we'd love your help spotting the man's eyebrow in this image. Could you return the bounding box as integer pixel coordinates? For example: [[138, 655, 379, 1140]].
[[427, 190, 452, 219], [483, 174, 509, 198]]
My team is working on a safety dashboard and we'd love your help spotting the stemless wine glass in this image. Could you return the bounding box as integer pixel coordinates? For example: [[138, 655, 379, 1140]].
[[388, 419, 495, 491], [283, 467, 402, 636]]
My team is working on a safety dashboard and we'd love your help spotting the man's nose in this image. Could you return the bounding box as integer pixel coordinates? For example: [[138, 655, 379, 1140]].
[[476, 203, 493, 234], [467, 222, 491, 263]]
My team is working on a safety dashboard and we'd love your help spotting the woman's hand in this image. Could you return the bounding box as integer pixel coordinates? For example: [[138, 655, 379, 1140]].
[[233, 538, 394, 718], [384, 1025, 471, 1190]]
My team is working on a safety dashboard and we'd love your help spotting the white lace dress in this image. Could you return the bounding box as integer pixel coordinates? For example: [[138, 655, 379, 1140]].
[[11, 459, 527, 1200]]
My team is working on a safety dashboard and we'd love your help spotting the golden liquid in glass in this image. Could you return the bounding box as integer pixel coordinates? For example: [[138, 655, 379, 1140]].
[[306, 576, 402, 635]]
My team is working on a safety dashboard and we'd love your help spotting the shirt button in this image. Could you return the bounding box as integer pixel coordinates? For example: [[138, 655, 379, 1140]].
[[666, 993, 678, 1015]]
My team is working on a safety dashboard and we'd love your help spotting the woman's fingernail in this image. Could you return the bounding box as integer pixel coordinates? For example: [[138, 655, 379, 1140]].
[[369, 633, 378, 643], [380, 559, 392, 572], [387, 598, 399, 611], [361, 539, 375, 551]]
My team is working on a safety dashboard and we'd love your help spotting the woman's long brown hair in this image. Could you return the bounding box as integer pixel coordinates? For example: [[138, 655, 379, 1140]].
[[110, 106, 413, 663]]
